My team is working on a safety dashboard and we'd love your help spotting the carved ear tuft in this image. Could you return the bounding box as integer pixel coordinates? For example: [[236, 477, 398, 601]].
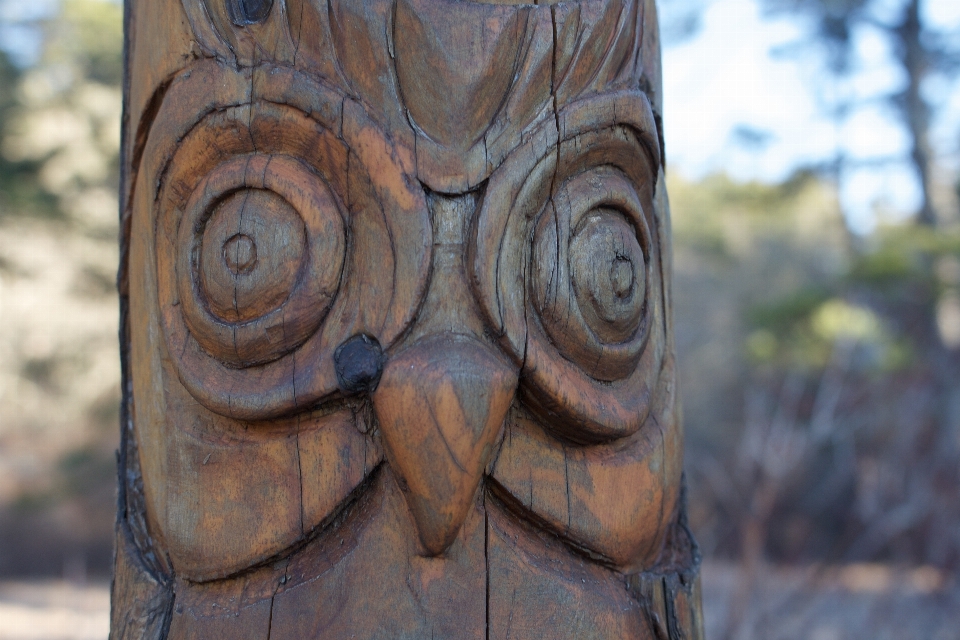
[[226, 0, 274, 26]]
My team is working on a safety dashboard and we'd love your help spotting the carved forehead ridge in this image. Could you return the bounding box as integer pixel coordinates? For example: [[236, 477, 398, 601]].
[[176, 0, 663, 192]]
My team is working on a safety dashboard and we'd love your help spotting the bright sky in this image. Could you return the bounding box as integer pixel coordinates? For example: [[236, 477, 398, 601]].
[[2, 0, 959, 233], [663, 0, 960, 233]]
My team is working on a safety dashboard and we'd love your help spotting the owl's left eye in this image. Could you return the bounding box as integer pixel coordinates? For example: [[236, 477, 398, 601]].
[[530, 166, 651, 382], [200, 190, 303, 324], [470, 92, 665, 441], [150, 64, 431, 420], [570, 210, 646, 341], [177, 155, 346, 368]]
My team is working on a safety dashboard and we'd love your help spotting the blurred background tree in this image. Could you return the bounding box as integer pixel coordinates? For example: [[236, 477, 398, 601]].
[[0, 0, 122, 579], [760, 0, 960, 227]]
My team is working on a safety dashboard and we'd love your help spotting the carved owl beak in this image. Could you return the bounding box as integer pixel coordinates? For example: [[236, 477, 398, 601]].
[[372, 334, 518, 555]]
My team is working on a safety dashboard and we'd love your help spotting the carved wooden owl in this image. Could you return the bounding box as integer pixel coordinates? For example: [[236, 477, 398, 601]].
[[112, 0, 704, 638]]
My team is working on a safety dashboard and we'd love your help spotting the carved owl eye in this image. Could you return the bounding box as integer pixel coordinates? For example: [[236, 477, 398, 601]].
[[569, 211, 645, 340], [471, 92, 665, 441], [177, 155, 345, 367], [200, 190, 304, 324], [150, 64, 430, 420], [530, 167, 652, 382]]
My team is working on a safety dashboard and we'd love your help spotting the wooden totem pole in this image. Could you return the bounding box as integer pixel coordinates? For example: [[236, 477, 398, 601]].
[[111, 0, 704, 637]]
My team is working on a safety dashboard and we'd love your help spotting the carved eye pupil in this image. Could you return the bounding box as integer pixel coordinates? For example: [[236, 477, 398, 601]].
[[223, 233, 258, 275], [199, 188, 306, 324], [568, 210, 646, 344], [610, 258, 633, 299]]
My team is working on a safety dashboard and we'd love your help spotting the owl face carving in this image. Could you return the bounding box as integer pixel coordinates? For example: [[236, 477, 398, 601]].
[[125, 0, 681, 611]]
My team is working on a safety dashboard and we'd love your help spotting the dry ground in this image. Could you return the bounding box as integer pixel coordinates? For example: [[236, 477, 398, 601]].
[[703, 561, 960, 640], [0, 579, 109, 640], [0, 562, 956, 640]]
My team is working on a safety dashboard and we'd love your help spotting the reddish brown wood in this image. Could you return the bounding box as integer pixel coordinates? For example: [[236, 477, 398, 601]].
[[111, 0, 704, 637]]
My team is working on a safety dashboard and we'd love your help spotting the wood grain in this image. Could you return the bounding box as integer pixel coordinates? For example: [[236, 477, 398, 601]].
[[113, 0, 703, 637]]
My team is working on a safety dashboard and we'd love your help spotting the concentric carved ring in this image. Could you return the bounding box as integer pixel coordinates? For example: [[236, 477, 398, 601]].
[[147, 63, 431, 420], [176, 155, 345, 367], [471, 92, 665, 442], [530, 166, 653, 382], [569, 211, 646, 343]]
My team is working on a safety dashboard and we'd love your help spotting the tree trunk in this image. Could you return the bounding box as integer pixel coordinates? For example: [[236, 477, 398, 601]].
[[896, 0, 936, 227], [110, 0, 703, 638]]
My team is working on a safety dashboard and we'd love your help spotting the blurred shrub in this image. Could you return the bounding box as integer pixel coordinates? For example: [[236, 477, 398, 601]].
[[672, 170, 960, 570], [0, 0, 122, 578]]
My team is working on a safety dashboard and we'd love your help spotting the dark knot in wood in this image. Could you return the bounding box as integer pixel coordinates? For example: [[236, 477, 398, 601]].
[[226, 0, 273, 25], [335, 334, 385, 396]]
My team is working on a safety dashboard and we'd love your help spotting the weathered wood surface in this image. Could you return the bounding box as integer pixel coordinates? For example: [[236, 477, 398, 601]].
[[111, 0, 704, 637]]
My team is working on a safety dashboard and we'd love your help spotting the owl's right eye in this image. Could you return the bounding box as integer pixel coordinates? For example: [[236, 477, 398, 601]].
[[530, 166, 652, 382]]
